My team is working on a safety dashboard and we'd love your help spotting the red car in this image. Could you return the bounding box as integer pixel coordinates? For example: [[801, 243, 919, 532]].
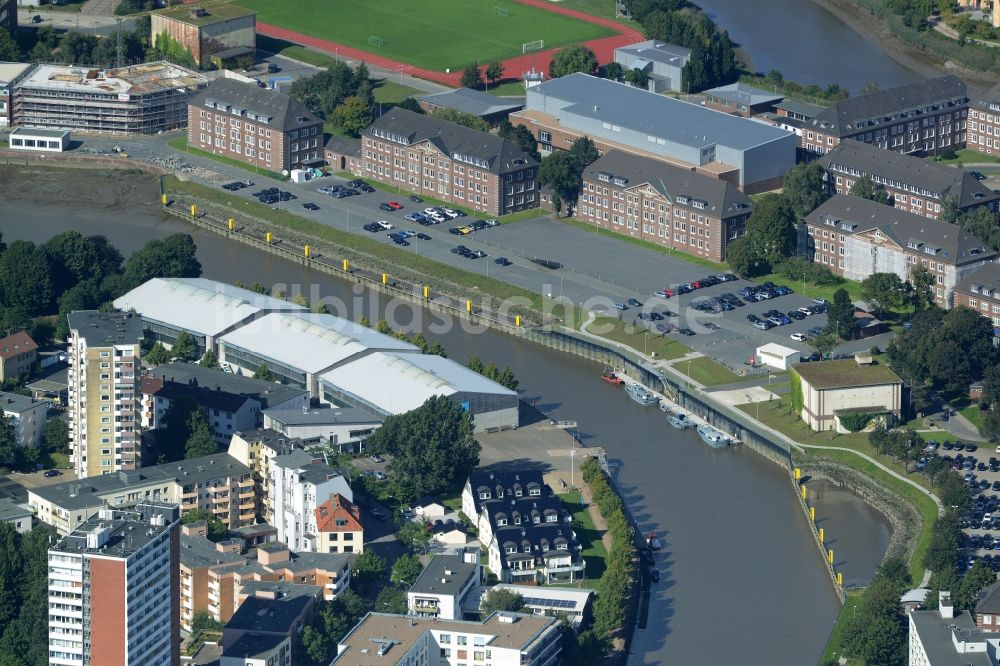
[[388, 201, 403, 210]]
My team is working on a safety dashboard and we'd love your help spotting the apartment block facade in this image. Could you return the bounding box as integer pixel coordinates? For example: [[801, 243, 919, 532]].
[[361, 107, 539, 216], [804, 194, 995, 307], [803, 75, 968, 158], [66, 311, 143, 479], [576, 150, 753, 262], [188, 78, 323, 173], [271, 450, 353, 552], [47, 502, 180, 666], [953, 263, 1000, 333], [968, 82, 1000, 156], [314, 493, 364, 554], [818, 139, 1000, 220]]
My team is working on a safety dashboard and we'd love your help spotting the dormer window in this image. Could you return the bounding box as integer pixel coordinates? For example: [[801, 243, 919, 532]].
[[506, 545, 516, 554], [972, 285, 980, 294], [597, 172, 611, 183], [907, 241, 919, 250], [612, 176, 627, 186], [514, 489, 522, 497], [546, 514, 557, 523], [497, 490, 504, 498], [497, 518, 507, 526], [524, 545, 531, 553], [529, 488, 540, 496], [479, 492, 491, 500]]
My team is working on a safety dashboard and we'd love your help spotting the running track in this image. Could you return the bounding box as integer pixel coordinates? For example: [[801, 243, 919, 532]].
[[257, 0, 645, 87]]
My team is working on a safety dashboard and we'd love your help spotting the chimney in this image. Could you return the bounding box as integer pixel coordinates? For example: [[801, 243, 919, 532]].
[[940, 591, 955, 619]]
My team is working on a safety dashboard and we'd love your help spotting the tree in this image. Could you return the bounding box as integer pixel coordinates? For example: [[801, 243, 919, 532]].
[[190, 611, 223, 636], [181, 509, 228, 541], [840, 576, 906, 666], [0, 414, 21, 471], [426, 342, 447, 357], [374, 585, 407, 614], [352, 551, 386, 588], [460, 63, 485, 90], [957, 560, 997, 610], [44, 231, 123, 294], [861, 272, 907, 317], [807, 332, 840, 359], [485, 61, 504, 86], [938, 194, 961, 224], [170, 331, 197, 362], [876, 555, 912, 587], [429, 108, 491, 132], [549, 45, 597, 78], [42, 418, 69, 458], [0, 241, 55, 316], [396, 97, 423, 114], [365, 396, 480, 501], [861, 81, 880, 94], [144, 342, 170, 366], [121, 234, 201, 293], [253, 364, 276, 381], [568, 135, 600, 170], [397, 519, 432, 552], [826, 287, 858, 339], [724, 237, 765, 278], [744, 193, 797, 265], [333, 96, 374, 137], [467, 356, 485, 374], [909, 264, 936, 311], [849, 175, 890, 204], [624, 67, 649, 89], [480, 588, 525, 614], [184, 413, 218, 459], [926, 306, 998, 393], [0, 28, 20, 62], [782, 162, 829, 219], [539, 150, 583, 204], [391, 553, 424, 587], [603, 61, 624, 81], [198, 350, 220, 369]]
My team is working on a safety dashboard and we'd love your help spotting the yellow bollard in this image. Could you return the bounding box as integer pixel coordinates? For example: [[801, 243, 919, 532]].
[[515, 315, 522, 327], [423, 286, 430, 300], [801, 485, 807, 501], [382, 273, 388, 285], [342, 259, 350, 272], [161, 194, 167, 206], [837, 572, 843, 586], [818, 527, 824, 543], [228, 218, 235, 231], [828, 549, 834, 565], [304, 245, 311, 258], [467, 300, 472, 314], [810, 507, 815, 522], [190, 204, 197, 217], [794, 467, 801, 481], [266, 232, 272, 244]]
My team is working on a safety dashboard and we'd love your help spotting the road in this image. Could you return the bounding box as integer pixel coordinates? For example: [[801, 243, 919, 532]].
[[17, 8, 135, 35]]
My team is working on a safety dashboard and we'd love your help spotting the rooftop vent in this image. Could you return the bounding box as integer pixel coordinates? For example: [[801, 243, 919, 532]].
[[190, 7, 207, 18]]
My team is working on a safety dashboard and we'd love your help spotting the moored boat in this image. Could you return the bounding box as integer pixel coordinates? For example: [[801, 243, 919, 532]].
[[697, 424, 730, 448], [601, 369, 623, 385], [626, 383, 658, 406], [668, 413, 695, 429]]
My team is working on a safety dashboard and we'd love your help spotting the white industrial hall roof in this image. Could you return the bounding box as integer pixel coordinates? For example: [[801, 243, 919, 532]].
[[113, 277, 305, 338], [320, 351, 516, 414], [218, 312, 419, 374]]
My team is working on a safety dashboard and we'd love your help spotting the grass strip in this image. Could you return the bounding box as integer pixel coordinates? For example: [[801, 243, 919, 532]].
[[586, 316, 690, 360], [167, 136, 287, 181]]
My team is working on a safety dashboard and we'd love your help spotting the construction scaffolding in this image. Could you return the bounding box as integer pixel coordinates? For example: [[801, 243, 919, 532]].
[[13, 61, 209, 135]]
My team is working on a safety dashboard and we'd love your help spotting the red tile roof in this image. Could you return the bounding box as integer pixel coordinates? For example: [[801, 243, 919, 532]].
[[315, 494, 363, 534], [0, 331, 37, 361]]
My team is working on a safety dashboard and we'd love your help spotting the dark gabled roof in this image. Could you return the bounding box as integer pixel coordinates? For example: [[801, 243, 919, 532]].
[[804, 194, 995, 267], [583, 150, 753, 220], [366, 108, 537, 174], [141, 375, 252, 414], [818, 139, 1000, 209], [977, 580, 1000, 615], [494, 523, 583, 570], [811, 75, 967, 138], [976, 83, 1000, 109], [956, 262, 1000, 297], [324, 135, 361, 156], [483, 495, 567, 535], [190, 78, 320, 132], [149, 362, 307, 409], [418, 87, 525, 117], [0, 331, 37, 360]]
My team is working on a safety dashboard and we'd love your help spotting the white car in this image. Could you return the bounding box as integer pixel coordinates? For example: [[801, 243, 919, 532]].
[[790, 332, 808, 342], [376, 220, 394, 230], [442, 208, 460, 219]]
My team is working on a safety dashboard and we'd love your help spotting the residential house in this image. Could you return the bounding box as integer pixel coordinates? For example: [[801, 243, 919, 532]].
[[313, 493, 363, 554], [360, 107, 540, 216], [221, 594, 317, 656], [407, 550, 481, 620], [412, 496, 448, 519], [613, 40, 690, 93], [271, 450, 352, 552], [792, 356, 904, 432], [976, 580, 1000, 631], [953, 263, 1000, 335], [227, 428, 304, 523], [804, 194, 995, 307], [576, 149, 753, 262], [803, 75, 968, 158], [487, 585, 594, 626], [0, 330, 37, 380], [0, 390, 47, 449], [462, 469, 546, 534], [141, 374, 260, 446], [0, 497, 31, 533], [220, 633, 291, 666], [478, 495, 570, 557], [179, 524, 245, 633], [817, 139, 999, 220]]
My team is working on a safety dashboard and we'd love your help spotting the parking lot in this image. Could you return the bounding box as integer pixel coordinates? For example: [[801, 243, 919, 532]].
[[939, 439, 1000, 573]]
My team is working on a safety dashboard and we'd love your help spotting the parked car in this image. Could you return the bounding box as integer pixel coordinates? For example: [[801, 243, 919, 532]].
[[790, 332, 808, 342], [302, 202, 320, 210], [387, 201, 403, 210], [409, 195, 424, 203], [369, 455, 385, 463], [627, 298, 642, 308], [787, 310, 805, 321], [613, 303, 628, 310], [43, 469, 61, 478], [379, 203, 394, 211], [495, 257, 512, 266]]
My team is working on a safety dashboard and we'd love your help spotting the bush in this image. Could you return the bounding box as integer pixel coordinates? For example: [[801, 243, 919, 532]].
[[773, 257, 845, 287], [839, 412, 875, 432]]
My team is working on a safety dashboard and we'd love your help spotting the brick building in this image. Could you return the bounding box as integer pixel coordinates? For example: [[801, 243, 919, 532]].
[[817, 139, 1000, 220], [576, 150, 753, 262], [804, 194, 994, 307], [968, 82, 1000, 156], [803, 75, 968, 158], [188, 78, 323, 174], [952, 263, 1000, 334], [150, 4, 256, 69], [701, 82, 783, 117], [361, 107, 539, 216]]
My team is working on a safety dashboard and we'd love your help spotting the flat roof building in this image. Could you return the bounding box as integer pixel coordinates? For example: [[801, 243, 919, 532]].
[[407, 551, 481, 620], [262, 405, 382, 452], [0, 390, 47, 449], [151, 4, 256, 69], [792, 356, 903, 432], [319, 351, 519, 432], [488, 584, 593, 626], [511, 73, 795, 192], [15, 61, 208, 134], [0, 62, 32, 127], [418, 87, 525, 126], [701, 82, 784, 117], [909, 591, 1000, 666], [113, 277, 306, 355], [0, 497, 31, 533], [613, 40, 690, 93], [8, 126, 69, 152]]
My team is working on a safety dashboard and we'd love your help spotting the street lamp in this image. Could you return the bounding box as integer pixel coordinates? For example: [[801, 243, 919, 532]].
[[570, 448, 576, 488]]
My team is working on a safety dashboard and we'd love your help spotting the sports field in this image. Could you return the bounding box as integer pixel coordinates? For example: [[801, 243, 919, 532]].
[[237, 0, 615, 71]]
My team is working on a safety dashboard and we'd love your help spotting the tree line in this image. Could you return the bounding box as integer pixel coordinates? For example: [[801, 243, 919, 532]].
[[0, 523, 51, 666]]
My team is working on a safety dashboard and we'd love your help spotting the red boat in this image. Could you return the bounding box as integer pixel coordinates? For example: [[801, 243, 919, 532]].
[[601, 370, 623, 385]]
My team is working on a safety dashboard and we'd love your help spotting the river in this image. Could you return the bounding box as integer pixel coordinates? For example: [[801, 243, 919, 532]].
[[695, 0, 927, 93], [3, 203, 892, 664]]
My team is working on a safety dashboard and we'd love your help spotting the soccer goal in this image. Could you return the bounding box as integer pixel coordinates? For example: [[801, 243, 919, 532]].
[[522, 39, 544, 54], [367, 36, 384, 48], [494, 6, 510, 16]]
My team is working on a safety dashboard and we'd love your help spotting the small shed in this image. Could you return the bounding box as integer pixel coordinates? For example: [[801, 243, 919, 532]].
[[755, 343, 798, 371], [9, 127, 69, 152]]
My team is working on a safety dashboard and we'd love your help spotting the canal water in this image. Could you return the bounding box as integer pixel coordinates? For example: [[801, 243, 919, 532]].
[[695, 0, 926, 92], [4, 204, 891, 664]]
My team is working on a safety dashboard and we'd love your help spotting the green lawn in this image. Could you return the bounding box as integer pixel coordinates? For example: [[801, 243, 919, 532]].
[[960, 402, 985, 433], [933, 148, 1000, 165], [559, 491, 607, 582], [586, 316, 691, 360], [166, 136, 287, 181], [487, 80, 526, 97], [675, 356, 743, 387], [236, 0, 614, 72], [818, 590, 866, 666], [557, 217, 729, 272], [754, 271, 865, 304], [373, 80, 423, 105], [49, 451, 69, 469]]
